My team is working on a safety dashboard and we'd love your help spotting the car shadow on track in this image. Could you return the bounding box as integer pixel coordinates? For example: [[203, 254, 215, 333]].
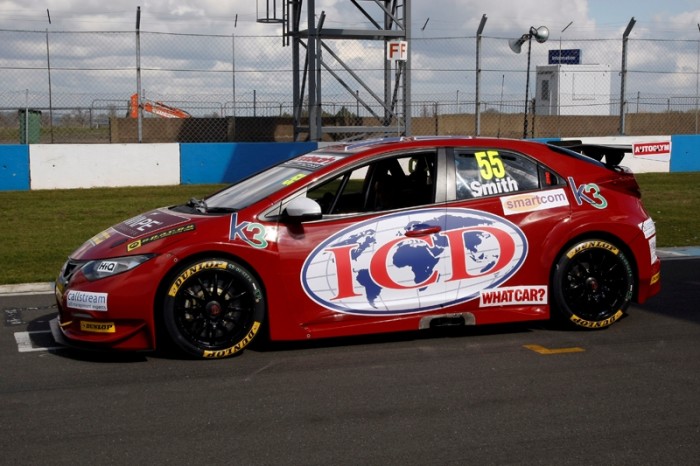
[[26, 308, 610, 362], [249, 320, 553, 354], [634, 258, 700, 326], [25, 312, 149, 363], [29, 309, 548, 362]]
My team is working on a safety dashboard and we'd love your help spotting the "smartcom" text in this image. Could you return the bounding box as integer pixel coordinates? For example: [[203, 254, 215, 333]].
[[500, 188, 569, 215]]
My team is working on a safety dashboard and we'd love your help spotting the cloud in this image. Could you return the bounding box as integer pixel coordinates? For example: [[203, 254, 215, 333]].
[[1, 0, 699, 118]]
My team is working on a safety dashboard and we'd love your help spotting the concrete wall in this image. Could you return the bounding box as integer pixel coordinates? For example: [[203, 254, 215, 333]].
[[30, 144, 180, 189], [1, 142, 317, 191], [180, 142, 317, 184], [0, 136, 697, 192]]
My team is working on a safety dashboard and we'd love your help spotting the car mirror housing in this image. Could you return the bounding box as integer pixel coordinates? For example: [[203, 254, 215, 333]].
[[283, 196, 322, 222]]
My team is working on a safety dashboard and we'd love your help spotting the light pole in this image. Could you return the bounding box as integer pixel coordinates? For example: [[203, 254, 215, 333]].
[[509, 25, 549, 138], [558, 21, 573, 130]]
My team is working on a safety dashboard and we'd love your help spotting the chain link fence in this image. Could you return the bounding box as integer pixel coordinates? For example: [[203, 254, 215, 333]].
[[2, 27, 700, 143]]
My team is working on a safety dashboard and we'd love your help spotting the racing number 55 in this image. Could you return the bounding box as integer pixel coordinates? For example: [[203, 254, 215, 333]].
[[475, 151, 505, 180]]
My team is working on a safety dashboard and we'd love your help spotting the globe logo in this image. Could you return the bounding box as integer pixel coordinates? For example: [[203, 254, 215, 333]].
[[301, 208, 528, 315]]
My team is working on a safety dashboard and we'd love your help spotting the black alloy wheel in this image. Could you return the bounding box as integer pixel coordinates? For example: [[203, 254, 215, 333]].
[[552, 239, 634, 329], [163, 258, 265, 358]]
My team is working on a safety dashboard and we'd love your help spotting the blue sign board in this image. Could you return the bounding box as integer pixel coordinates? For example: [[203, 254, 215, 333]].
[[548, 49, 581, 65]]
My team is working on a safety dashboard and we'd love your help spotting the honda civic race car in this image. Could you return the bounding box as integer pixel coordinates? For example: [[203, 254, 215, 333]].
[[53, 136, 661, 359]]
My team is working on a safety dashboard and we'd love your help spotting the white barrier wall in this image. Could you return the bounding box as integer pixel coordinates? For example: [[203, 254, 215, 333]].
[[567, 136, 671, 174], [29, 144, 180, 190]]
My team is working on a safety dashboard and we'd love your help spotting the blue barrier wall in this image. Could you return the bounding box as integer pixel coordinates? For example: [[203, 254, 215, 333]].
[[0, 136, 696, 191], [670, 135, 700, 172], [0, 145, 29, 191], [180, 142, 317, 185]]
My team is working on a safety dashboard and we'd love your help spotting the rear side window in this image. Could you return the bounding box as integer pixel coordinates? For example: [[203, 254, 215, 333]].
[[454, 149, 539, 199]]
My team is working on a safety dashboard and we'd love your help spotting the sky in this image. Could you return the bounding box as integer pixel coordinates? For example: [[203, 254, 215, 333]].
[[1, 0, 699, 115], [0, 0, 698, 40]]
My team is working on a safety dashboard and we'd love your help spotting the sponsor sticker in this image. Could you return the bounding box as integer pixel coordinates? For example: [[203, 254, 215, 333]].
[[301, 208, 528, 315], [229, 213, 269, 248], [67, 290, 108, 312], [96, 261, 118, 273], [80, 321, 116, 333], [89, 229, 114, 246], [127, 224, 195, 252], [633, 142, 670, 157], [568, 177, 607, 209], [282, 173, 306, 186], [479, 285, 547, 307], [500, 188, 569, 215], [285, 154, 344, 171], [639, 218, 656, 239], [649, 235, 658, 264], [113, 210, 188, 238]]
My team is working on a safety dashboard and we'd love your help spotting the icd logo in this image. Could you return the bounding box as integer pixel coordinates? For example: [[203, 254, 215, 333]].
[[301, 208, 528, 315]]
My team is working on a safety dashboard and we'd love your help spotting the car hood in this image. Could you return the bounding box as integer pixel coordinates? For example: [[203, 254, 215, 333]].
[[69, 207, 211, 260]]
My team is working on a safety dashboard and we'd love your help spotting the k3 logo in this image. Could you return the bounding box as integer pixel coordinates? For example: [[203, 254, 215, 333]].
[[229, 213, 268, 248], [568, 177, 608, 209]]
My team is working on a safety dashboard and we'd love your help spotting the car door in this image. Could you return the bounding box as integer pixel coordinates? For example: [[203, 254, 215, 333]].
[[441, 146, 570, 313], [273, 149, 449, 335]]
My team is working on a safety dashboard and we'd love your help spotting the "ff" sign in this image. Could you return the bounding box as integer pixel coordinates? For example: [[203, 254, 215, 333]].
[[387, 40, 408, 62]]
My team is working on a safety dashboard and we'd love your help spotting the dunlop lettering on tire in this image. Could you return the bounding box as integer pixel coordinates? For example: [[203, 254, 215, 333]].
[[162, 257, 265, 359], [552, 239, 634, 329]]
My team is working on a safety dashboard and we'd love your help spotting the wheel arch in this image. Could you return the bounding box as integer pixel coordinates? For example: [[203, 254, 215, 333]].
[[548, 230, 640, 299], [152, 249, 270, 349]]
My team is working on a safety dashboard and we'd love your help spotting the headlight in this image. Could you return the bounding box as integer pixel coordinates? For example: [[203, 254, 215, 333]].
[[81, 255, 155, 281]]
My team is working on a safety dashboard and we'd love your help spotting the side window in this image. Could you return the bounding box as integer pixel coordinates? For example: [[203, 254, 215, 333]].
[[454, 150, 539, 200], [307, 152, 437, 215]]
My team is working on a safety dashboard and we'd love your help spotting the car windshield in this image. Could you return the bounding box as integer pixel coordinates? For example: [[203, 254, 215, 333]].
[[203, 152, 347, 211]]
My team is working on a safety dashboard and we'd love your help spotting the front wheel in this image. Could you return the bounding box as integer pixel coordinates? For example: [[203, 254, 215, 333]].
[[162, 258, 265, 358], [552, 239, 634, 329]]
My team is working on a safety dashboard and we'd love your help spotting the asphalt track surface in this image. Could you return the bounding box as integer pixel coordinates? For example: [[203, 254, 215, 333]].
[[1, 256, 699, 465]]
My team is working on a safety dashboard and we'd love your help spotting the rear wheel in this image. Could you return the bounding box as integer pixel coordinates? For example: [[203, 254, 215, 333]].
[[163, 258, 265, 358], [552, 239, 634, 329]]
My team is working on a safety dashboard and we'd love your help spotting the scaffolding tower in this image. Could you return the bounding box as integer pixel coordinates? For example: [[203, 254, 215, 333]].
[[258, 0, 412, 141]]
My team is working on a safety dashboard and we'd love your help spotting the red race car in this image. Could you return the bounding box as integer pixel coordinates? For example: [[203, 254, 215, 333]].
[[53, 137, 661, 358]]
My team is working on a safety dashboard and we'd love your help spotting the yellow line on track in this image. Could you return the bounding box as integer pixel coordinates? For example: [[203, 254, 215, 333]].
[[523, 344, 585, 355]]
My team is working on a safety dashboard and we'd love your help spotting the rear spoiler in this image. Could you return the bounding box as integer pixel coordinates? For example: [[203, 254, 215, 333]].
[[547, 140, 630, 167]]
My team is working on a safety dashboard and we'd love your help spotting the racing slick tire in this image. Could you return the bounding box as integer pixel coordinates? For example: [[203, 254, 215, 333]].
[[551, 239, 634, 329], [162, 257, 265, 359]]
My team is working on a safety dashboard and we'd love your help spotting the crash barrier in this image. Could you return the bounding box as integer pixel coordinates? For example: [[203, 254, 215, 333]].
[[541, 136, 676, 174], [0, 142, 317, 191], [180, 142, 316, 185], [0, 136, 697, 192]]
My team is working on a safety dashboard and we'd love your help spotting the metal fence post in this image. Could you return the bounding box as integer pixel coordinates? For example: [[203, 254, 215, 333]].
[[619, 17, 636, 135], [135, 6, 143, 143], [475, 14, 487, 136]]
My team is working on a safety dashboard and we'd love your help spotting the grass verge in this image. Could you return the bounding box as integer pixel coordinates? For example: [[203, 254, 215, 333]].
[[0, 184, 224, 285], [0, 173, 698, 285]]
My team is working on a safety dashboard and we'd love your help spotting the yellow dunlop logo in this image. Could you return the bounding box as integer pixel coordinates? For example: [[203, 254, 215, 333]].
[[168, 260, 228, 296], [203, 321, 261, 358], [80, 321, 116, 333], [567, 240, 619, 259], [570, 309, 623, 329]]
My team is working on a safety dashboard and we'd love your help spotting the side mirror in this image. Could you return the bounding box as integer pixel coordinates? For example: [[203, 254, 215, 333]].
[[283, 197, 322, 222]]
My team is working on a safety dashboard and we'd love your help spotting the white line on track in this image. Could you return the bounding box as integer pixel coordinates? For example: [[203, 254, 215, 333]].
[[14, 330, 62, 352]]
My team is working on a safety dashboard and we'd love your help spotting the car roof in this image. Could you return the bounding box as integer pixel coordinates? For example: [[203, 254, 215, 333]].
[[320, 136, 475, 154], [317, 136, 618, 169]]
